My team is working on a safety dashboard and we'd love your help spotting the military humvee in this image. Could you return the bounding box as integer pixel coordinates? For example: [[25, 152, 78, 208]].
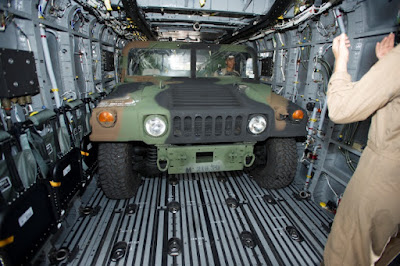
[[89, 41, 307, 199]]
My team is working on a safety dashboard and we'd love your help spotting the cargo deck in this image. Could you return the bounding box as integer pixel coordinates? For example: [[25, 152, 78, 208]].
[[36, 172, 331, 265]]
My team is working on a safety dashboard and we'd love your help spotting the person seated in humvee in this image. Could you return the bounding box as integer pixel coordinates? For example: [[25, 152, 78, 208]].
[[214, 55, 240, 76]]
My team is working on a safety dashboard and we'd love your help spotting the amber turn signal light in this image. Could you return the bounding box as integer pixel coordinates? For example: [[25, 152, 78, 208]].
[[292, 110, 304, 120], [98, 111, 115, 122], [98, 111, 117, 127]]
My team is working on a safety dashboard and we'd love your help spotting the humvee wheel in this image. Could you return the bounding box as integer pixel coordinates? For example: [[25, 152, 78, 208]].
[[98, 143, 141, 199], [251, 138, 297, 189]]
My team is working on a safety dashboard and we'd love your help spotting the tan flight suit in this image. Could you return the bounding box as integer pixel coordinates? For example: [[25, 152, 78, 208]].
[[323, 44, 400, 265]]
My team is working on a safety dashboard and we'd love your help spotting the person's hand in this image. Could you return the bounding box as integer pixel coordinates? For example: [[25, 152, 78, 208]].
[[332, 33, 351, 72], [376, 33, 395, 60]]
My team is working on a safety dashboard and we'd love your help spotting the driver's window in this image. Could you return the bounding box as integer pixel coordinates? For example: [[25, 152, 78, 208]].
[[195, 50, 254, 78], [196, 50, 222, 77], [196, 50, 241, 77]]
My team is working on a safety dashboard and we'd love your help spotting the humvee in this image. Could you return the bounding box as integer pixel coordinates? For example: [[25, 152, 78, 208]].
[[89, 41, 307, 199]]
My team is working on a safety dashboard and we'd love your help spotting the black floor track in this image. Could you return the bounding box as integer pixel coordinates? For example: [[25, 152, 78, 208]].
[[38, 172, 332, 265]]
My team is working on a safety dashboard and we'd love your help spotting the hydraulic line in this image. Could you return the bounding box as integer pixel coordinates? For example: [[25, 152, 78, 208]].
[[38, 0, 48, 19], [317, 99, 328, 138], [104, 0, 112, 11], [280, 49, 286, 82], [338, 122, 360, 172], [292, 47, 301, 103], [300, 102, 322, 198], [39, 24, 61, 108], [308, 106, 319, 136], [38, 0, 61, 107], [333, 8, 346, 34], [316, 58, 332, 138], [12, 20, 32, 52], [247, 2, 333, 42], [300, 145, 321, 198], [318, 58, 332, 77]]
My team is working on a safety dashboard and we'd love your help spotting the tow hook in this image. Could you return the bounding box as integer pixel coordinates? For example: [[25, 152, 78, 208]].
[[157, 158, 169, 172]]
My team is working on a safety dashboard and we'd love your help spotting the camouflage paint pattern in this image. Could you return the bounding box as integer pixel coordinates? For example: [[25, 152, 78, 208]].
[[89, 41, 307, 173]]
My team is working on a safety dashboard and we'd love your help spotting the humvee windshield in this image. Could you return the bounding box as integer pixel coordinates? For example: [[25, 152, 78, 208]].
[[128, 49, 191, 77], [196, 50, 254, 78], [127, 48, 255, 79]]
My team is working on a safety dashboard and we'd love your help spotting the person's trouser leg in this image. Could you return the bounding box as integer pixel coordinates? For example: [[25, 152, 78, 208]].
[[323, 147, 400, 265]]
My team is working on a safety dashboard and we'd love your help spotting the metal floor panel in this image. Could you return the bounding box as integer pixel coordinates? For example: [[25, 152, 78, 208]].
[[42, 172, 331, 266]]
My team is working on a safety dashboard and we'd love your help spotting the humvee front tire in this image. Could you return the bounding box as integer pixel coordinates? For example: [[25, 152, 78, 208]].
[[251, 138, 297, 189], [98, 143, 141, 199]]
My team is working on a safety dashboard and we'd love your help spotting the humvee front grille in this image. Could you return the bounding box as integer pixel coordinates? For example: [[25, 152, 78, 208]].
[[173, 115, 244, 138]]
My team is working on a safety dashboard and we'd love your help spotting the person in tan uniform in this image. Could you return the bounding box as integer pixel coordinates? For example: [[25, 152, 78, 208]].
[[323, 33, 400, 265]]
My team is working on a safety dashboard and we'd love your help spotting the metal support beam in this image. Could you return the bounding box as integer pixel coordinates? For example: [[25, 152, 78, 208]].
[[242, 0, 253, 11], [219, 0, 293, 44], [121, 0, 157, 41]]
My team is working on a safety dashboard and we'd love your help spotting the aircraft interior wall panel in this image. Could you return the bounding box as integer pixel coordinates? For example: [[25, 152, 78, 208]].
[[255, 0, 398, 209], [0, 0, 120, 110]]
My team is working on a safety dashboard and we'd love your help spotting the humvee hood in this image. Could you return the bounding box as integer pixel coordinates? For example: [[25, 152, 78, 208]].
[[98, 77, 265, 109], [161, 78, 241, 109], [97, 82, 152, 107], [154, 77, 264, 110]]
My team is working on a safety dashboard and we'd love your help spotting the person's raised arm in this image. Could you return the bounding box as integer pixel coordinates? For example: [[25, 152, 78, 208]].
[[327, 33, 399, 124], [332, 33, 351, 73]]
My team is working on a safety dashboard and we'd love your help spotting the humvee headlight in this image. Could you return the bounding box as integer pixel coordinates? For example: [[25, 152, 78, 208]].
[[248, 115, 267, 134], [144, 115, 167, 137]]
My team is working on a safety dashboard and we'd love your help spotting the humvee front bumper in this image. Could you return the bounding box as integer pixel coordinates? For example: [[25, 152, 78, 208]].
[[156, 143, 255, 174]]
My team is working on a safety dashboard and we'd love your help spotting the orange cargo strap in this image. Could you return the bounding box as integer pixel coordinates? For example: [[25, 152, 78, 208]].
[[49, 181, 61, 187], [0, 236, 14, 248]]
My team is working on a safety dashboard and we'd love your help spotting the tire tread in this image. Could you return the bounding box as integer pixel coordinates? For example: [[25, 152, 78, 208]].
[[98, 143, 140, 199], [252, 138, 297, 189]]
